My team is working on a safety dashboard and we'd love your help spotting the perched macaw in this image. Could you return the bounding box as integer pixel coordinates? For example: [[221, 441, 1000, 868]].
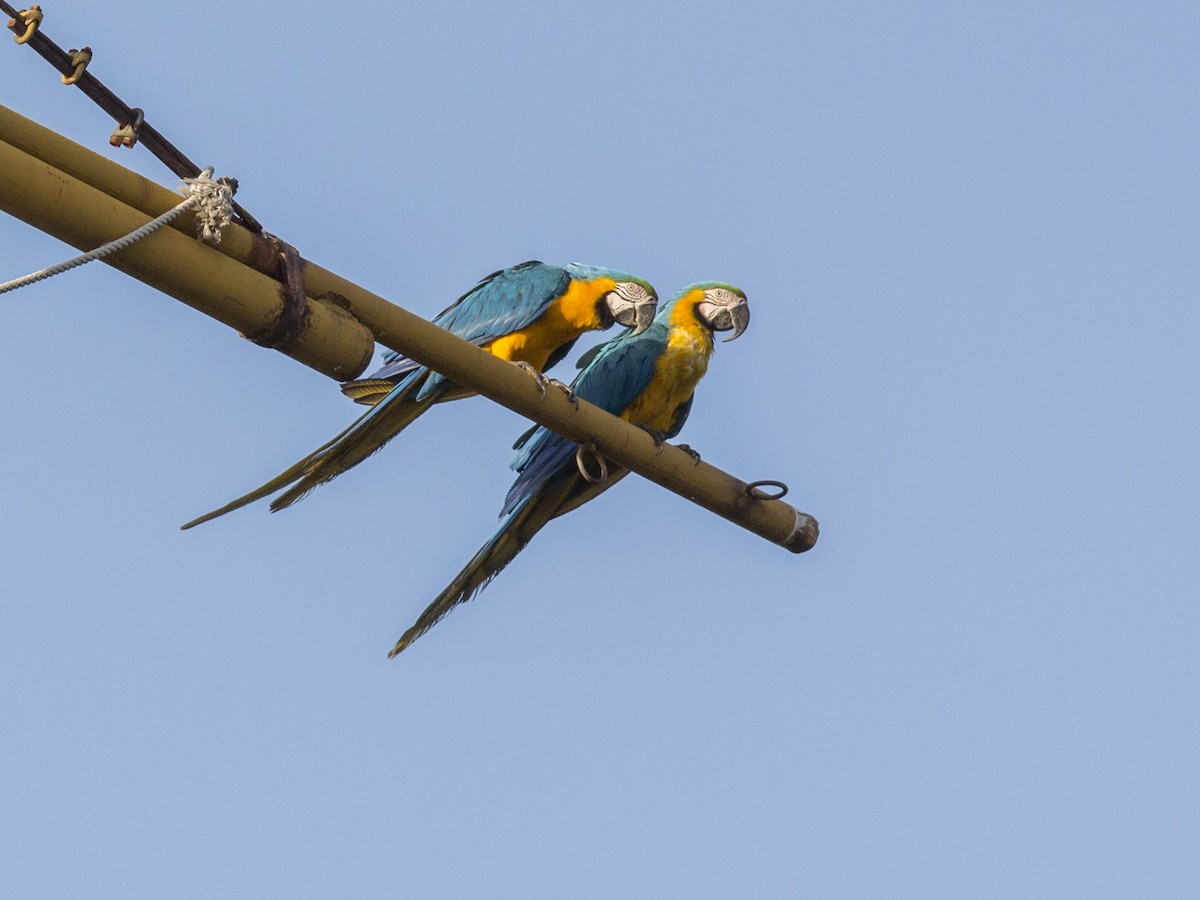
[[388, 282, 750, 656], [182, 261, 656, 529]]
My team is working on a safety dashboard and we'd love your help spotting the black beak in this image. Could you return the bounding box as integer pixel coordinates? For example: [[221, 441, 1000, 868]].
[[609, 295, 655, 335], [702, 301, 750, 341], [721, 302, 750, 342]]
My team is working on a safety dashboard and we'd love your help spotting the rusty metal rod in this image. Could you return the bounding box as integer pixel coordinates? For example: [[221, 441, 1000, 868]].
[[0, 112, 818, 553], [2, 0, 261, 231]]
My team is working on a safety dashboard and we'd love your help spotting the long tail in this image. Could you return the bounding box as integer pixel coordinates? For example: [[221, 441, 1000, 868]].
[[340, 377, 396, 406], [388, 477, 576, 657], [181, 385, 435, 530]]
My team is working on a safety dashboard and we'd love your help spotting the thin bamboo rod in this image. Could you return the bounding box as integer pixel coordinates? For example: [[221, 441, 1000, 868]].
[[0, 112, 818, 553]]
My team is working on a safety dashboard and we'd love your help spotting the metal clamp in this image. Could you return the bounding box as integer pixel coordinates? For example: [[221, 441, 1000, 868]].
[[745, 479, 789, 501], [109, 107, 143, 148], [61, 46, 91, 84], [242, 237, 311, 352], [8, 5, 41, 44]]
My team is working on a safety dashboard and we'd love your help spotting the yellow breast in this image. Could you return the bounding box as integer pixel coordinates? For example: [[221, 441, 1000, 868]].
[[622, 294, 714, 432], [482, 277, 616, 370]]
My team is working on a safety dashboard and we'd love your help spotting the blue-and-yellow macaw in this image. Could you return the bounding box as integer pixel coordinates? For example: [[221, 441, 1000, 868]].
[[181, 261, 656, 529], [388, 282, 750, 656]]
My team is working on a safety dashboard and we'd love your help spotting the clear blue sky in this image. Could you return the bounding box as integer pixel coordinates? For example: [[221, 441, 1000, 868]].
[[2, 2, 1196, 897]]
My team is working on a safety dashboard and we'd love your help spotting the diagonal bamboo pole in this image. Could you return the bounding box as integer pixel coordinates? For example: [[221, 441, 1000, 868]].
[[0, 109, 818, 553], [0, 138, 376, 379]]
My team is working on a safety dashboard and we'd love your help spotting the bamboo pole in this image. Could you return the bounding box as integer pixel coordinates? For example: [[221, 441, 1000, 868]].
[[0, 104, 284, 278], [0, 141, 376, 379], [0, 111, 818, 553]]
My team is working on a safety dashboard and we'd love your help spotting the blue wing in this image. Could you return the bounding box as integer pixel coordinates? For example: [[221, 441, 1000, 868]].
[[502, 322, 669, 515], [368, 261, 570, 381], [571, 324, 668, 415]]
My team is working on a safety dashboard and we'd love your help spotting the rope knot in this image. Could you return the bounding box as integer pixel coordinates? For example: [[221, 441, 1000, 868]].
[[180, 167, 235, 244]]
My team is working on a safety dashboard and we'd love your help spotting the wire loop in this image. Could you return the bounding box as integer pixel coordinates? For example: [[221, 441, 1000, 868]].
[[746, 480, 789, 501], [61, 46, 91, 84], [575, 443, 609, 484], [9, 5, 41, 44]]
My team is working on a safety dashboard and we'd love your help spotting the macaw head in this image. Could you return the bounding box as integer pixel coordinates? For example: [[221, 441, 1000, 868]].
[[565, 263, 658, 335], [668, 282, 750, 341]]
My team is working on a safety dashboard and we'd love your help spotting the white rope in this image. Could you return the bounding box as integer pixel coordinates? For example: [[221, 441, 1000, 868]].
[[183, 168, 234, 244], [0, 167, 235, 297]]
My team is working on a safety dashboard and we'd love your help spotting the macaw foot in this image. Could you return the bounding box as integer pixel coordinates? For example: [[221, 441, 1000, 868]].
[[634, 423, 667, 454], [511, 360, 549, 399], [548, 378, 580, 409], [675, 443, 702, 464]]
